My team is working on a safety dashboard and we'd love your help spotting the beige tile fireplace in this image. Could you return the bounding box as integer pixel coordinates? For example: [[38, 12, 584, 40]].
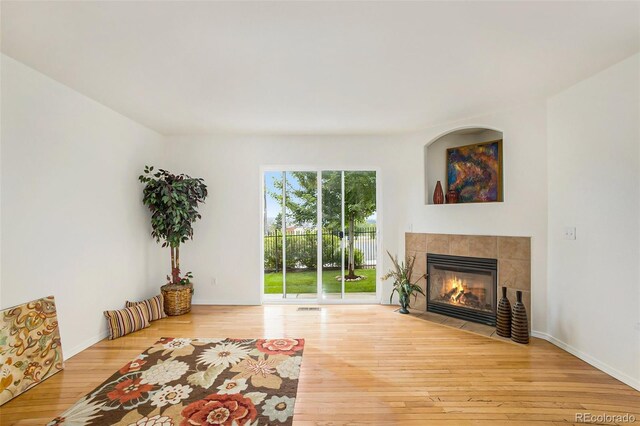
[[405, 233, 532, 332]]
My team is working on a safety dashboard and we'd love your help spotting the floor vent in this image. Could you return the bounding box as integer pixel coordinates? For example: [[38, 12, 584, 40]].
[[297, 307, 321, 311]]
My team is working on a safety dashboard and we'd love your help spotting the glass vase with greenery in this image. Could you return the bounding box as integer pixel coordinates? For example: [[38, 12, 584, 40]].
[[382, 251, 425, 314], [139, 166, 208, 288]]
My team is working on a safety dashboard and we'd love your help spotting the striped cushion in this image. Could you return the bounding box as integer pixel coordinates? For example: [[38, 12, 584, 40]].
[[104, 304, 150, 340], [125, 294, 167, 321]]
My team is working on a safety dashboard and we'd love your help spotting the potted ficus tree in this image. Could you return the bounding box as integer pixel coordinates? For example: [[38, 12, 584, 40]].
[[382, 251, 425, 314], [139, 166, 208, 315]]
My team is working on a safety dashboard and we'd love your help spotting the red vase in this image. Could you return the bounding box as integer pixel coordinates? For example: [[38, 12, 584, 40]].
[[433, 181, 444, 204], [446, 189, 458, 204]]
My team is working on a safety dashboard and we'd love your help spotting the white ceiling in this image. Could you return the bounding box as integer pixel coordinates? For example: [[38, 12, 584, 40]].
[[2, 1, 639, 135]]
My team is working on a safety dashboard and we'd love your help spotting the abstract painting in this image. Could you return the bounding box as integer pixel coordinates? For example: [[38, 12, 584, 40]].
[[0, 296, 64, 405], [447, 140, 503, 203]]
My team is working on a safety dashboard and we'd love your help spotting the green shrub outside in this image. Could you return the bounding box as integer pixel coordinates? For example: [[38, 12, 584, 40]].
[[264, 233, 364, 271]]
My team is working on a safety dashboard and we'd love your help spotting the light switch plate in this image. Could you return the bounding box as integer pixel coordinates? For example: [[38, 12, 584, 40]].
[[563, 227, 576, 240]]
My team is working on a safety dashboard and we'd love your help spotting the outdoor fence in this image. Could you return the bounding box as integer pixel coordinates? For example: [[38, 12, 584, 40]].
[[264, 228, 377, 272]]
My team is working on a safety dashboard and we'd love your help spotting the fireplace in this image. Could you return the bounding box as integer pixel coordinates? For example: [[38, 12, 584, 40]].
[[426, 253, 497, 326]]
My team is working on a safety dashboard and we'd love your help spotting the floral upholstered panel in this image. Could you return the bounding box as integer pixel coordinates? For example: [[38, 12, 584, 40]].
[[49, 337, 305, 426], [0, 295, 64, 405]]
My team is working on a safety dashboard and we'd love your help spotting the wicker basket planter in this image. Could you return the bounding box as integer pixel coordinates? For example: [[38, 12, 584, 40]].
[[161, 283, 193, 316]]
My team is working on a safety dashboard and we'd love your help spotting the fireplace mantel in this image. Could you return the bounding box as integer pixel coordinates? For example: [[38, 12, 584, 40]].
[[405, 233, 531, 332]]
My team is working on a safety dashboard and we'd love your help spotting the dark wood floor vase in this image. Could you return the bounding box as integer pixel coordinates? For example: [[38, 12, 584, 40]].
[[510, 290, 529, 344], [496, 286, 512, 338], [1, 305, 638, 425]]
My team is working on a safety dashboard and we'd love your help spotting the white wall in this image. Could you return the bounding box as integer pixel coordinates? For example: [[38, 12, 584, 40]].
[[159, 134, 412, 305], [0, 55, 165, 358], [400, 101, 549, 333], [547, 53, 640, 389]]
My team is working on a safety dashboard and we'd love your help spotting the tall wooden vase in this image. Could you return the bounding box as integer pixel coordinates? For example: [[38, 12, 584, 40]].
[[511, 290, 529, 344], [496, 286, 511, 338], [433, 181, 444, 204]]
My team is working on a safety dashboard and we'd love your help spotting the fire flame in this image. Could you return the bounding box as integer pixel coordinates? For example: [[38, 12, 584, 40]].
[[449, 276, 466, 303]]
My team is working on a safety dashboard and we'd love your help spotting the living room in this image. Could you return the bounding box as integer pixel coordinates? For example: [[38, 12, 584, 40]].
[[0, 1, 638, 425]]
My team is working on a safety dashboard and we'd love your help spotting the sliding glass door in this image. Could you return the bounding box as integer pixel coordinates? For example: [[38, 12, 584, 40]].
[[320, 171, 344, 298], [263, 171, 318, 299], [343, 171, 377, 299], [263, 169, 377, 302]]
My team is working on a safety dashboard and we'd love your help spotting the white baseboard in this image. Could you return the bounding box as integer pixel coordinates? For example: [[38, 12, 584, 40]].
[[531, 331, 640, 391], [64, 329, 109, 361]]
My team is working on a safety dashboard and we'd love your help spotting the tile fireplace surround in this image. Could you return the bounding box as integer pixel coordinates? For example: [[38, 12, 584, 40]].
[[405, 233, 531, 332]]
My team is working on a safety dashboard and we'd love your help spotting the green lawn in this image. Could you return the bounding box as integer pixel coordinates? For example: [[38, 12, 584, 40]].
[[264, 268, 376, 294]]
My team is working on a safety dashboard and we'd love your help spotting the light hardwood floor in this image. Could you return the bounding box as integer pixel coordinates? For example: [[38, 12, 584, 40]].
[[2, 305, 639, 425]]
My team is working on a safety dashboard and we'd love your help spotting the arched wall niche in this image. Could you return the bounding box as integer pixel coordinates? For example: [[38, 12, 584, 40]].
[[424, 126, 504, 205]]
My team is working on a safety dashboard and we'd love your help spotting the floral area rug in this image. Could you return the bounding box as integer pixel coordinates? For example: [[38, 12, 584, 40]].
[[48, 337, 304, 426]]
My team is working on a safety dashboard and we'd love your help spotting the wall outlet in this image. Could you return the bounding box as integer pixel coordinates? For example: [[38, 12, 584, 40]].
[[563, 227, 576, 240]]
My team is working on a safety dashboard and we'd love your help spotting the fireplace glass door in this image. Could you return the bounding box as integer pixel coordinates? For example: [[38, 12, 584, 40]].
[[427, 254, 497, 325]]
